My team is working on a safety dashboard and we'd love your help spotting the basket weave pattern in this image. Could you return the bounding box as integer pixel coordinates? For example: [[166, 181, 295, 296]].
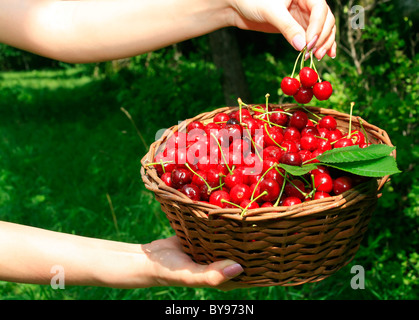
[[141, 104, 394, 287]]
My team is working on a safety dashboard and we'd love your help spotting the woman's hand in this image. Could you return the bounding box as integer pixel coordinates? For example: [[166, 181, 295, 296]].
[[228, 0, 336, 59], [141, 236, 246, 290]]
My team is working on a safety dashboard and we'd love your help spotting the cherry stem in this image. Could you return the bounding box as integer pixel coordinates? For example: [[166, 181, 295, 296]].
[[250, 164, 277, 201], [255, 116, 286, 129], [358, 118, 369, 145], [265, 93, 271, 126], [146, 160, 174, 174], [276, 168, 308, 198], [315, 135, 328, 141], [301, 106, 322, 120], [306, 174, 316, 200], [347, 102, 355, 139], [185, 162, 212, 191], [264, 123, 286, 150], [244, 127, 263, 162], [300, 47, 307, 71], [291, 47, 306, 78], [273, 170, 287, 207], [241, 191, 268, 217], [238, 97, 244, 124], [310, 50, 322, 83], [210, 133, 233, 175]]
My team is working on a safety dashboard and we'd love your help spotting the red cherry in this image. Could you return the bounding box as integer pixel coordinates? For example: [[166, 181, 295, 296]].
[[280, 140, 299, 153], [310, 165, 330, 176], [313, 173, 333, 193], [224, 169, 245, 190], [187, 121, 205, 132], [301, 126, 319, 137], [293, 86, 314, 104], [230, 184, 251, 204], [283, 127, 301, 142], [284, 179, 306, 200], [204, 122, 221, 137], [249, 182, 262, 200], [263, 126, 284, 147], [262, 156, 278, 173], [299, 67, 318, 88], [191, 170, 208, 187], [282, 196, 302, 206], [326, 129, 343, 143], [313, 81, 333, 101], [270, 107, 289, 126], [281, 77, 300, 96], [263, 146, 283, 162], [240, 199, 259, 210], [261, 202, 274, 208], [171, 168, 193, 189], [300, 133, 318, 151], [180, 184, 201, 201], [264, 168, 285, 186], [299, 149, 312, 163], [334, 138, 354, 149], [313, 191, 331, 200], [241, 117, 259, 137], [259, 178, 280, 202], [231, 109, 251, 121], [289, 110, 308, 130], [318, 116, 337, 131], [350, 130, 366, 145], [280, 152, 302, 166], [309, 149, 323, 163], [209, 190, 231, 208], [214, 112, 230, 123], [160, 172, 173, 187], [317, 139, 332, 152], [333, 176, 353, 195]]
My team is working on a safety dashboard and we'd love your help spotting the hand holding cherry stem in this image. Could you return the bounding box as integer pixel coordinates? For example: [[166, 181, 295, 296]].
[[281, 47, 333, 104]]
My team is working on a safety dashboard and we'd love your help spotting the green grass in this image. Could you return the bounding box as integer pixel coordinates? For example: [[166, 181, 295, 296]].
[[0, 62, 417, 300]]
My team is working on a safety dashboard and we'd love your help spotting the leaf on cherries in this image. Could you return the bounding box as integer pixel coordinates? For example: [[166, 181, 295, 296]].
[[323, 156, 401, 177], [313, 144, 401, 178], [316, 144, 396, 163]]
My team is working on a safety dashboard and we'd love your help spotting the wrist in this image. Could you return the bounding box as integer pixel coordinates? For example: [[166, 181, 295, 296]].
[[92, 241, 156, 289]]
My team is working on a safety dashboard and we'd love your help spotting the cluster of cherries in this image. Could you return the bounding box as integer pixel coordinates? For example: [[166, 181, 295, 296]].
[[149, 104, 370, 212], [280, 49, 333, 104]]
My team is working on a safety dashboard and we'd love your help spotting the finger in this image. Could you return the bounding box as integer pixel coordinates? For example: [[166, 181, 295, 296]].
[[305, 0, 329, 50], [314, 8, 336, 56], [267, 4, 307, 51], [183, 260, 244, 287], [315, 25, 336, 60], [327, 40, 337, 59]]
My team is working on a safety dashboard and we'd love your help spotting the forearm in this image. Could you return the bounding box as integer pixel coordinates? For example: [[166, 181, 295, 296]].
[[0, 221, 153, 288], [0, 0, 232, 63]]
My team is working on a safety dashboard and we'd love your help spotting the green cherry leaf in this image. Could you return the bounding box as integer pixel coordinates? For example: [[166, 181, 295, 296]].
[[323, 156, 401, 177], [316, 144, 396, 163]]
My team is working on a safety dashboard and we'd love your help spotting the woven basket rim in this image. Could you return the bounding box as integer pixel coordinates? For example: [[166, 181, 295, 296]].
[[141, 104, 394, 221]]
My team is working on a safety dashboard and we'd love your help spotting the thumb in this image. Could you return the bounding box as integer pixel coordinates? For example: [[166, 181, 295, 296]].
[[269, 5, 306, 51], [191, 260, 244, 287]]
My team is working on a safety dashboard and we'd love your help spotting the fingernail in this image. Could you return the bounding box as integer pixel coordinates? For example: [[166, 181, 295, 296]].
[[304, 52, 310, 61], [292, 34, 306, 51], [307, 35, 318, 51], [223, 263, 244, 278]]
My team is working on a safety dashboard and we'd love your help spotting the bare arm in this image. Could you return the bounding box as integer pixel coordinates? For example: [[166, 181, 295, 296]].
[[0, 221, 244, 289], [0, 0, 232, 63], [0, 0, 336, 63]]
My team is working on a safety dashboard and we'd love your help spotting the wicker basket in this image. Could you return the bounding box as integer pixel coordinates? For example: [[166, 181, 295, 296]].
[[140, 104, 395, 287]]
